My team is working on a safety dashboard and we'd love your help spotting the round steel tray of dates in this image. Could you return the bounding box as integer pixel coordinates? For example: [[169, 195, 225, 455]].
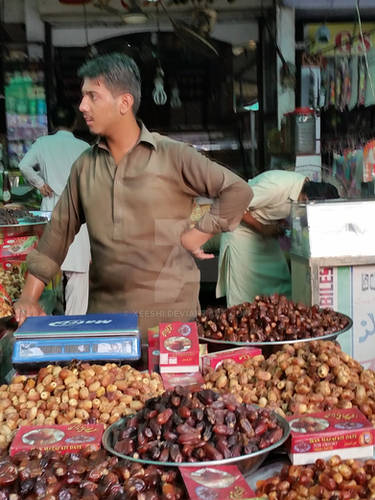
[[0, 209, 48, 238], [102, 387, 290, 476], [197, 295, 352, 351]]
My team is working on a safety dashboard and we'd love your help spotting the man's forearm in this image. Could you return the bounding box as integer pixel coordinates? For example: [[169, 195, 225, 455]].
[[19, 274, 46, 302], [242, 211, 264, 233]]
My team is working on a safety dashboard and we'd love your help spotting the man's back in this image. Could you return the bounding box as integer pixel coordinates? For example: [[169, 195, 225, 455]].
[[20, 130, 89, 202]]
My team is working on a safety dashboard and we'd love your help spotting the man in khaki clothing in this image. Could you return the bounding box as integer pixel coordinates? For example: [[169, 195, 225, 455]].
[[15, 53, 252, 337]]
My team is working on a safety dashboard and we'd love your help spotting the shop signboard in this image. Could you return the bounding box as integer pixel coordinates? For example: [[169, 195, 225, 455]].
[[305, 23, 375, 56], [318, 265, 375, 370]]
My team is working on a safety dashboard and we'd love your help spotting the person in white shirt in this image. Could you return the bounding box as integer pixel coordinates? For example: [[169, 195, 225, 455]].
[[19, 104, 91, 315], [216, 170, 339, 307]]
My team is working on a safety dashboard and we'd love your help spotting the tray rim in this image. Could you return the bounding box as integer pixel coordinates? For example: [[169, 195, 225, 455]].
[[198, 313, 353, 347], [102, 408, 291, 468]]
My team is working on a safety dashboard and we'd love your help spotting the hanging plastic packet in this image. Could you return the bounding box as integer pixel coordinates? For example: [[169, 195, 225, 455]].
[[152, 66, 167, 106], [358, 56, 366, 106], [170, 82, 182, 109]]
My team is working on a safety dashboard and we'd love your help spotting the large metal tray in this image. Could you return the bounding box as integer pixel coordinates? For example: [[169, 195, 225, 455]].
[[198, 313, 352, 348], [102, 411, 290, 476], [0, 211, 49, 238]]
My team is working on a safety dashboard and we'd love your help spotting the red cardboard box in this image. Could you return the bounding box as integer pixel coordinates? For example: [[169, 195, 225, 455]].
[[159, 321, 199, 373], [0, 236, 38, 261], [287, 408, 375, 465], [161, 372, 204, 392], [179, 465, 258, 499], [10, 423, 104, 456], [201, 346, 262, 373]]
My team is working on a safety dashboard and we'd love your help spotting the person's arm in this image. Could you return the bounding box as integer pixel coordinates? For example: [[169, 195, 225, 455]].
[[242, 210, 286, 237], [14, 274, 46, 325], [180, 227, 215, 259], [177, 144, 253, 257], [19, 142, 46, 190]]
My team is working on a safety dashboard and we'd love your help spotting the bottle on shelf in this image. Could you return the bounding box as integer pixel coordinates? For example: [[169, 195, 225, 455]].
[[2, 170, 11, 203]]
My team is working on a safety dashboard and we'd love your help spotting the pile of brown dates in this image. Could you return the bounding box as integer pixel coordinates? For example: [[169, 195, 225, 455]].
[[197, 294, 349, 343], [0, 447, 187, 499], [113, 387, 284, 463], [203, 340, 375, 426], [256, 455, 375, 499]]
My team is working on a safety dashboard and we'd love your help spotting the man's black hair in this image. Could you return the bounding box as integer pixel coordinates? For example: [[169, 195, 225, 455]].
[[301, 181, 340, 200], [51, 104, 76, 129]]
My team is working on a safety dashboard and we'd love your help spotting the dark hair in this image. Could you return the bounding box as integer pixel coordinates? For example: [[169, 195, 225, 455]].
[[301, 181, 340, 200], [78, 52, 141, 114], [51, 104, 76, 129]]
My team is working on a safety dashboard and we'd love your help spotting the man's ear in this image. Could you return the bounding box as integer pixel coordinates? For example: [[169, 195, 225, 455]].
[[119, 93, 134, 115]]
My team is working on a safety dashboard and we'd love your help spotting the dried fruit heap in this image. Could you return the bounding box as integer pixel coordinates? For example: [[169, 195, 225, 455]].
[[256, 455, 375, 499], [0, 363, 164, 450], [204, 340, 375, 425], [0, 447, 187, 499], [198, 294, 349, 343], [114, 387, 285, 463]]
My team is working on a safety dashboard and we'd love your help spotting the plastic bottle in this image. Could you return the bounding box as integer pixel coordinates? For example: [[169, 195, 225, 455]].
[[2, 170, 11, 203]]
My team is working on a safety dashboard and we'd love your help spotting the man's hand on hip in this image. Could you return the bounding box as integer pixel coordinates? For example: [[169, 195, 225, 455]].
[[181, 228, 215, 260], [40, 183, 53, 197]]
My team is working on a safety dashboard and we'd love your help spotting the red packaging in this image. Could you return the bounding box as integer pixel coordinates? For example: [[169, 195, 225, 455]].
[[148, 326, 160, 374], [0, 236, 38, 261], [201, 346, 262, 373], [159, 321, 199, 373], [161, 372, 204, 392], [10, 423, 104, 456], [179, 465, 257, 499], [287, 408, 375, 465]]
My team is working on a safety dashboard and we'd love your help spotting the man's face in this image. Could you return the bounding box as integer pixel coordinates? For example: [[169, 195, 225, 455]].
[[79, 77, 123, 136]]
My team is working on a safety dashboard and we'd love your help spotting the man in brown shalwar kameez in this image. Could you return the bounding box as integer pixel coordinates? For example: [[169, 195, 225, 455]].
[[14, 53, 252, 338]]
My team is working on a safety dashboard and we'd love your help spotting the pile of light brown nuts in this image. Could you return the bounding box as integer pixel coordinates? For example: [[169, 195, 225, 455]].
[[0, 363, 164, 449], [203, 340, 375, 426]]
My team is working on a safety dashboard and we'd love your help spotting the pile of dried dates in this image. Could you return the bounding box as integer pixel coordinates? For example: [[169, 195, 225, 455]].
[[256, 455, 375, 499], [197, 294, 349, 343], [0, 447, 187, 499], [0, 208, 47, 226], [113, 387, 285, 462]]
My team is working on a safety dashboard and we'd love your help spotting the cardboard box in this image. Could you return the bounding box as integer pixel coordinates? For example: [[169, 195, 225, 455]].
[[161, 371, 204, 392], [179, 465, 258, 499], [201, 346, 262, 373], [0, 235, 38, 261], [148, 326, 208, 375], [10, 423, 104, 456], [287, 408, 375, 465], [159, 321, 199, 373]]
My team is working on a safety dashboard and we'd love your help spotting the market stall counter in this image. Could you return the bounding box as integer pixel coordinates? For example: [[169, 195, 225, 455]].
[[2, 298, 375, 498]]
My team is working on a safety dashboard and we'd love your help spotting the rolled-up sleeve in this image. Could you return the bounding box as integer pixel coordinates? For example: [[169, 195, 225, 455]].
[[177, 144, 253, 233], [26, 160, 85, 283]]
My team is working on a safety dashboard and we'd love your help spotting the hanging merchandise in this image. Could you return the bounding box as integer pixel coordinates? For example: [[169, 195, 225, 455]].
[[332, 148, 363, 198], [348, 55, 359, 111], [170, 82, 182, 109], [364, 47, 375, 107], [340, 56, 351, 110], [152, 66, 167, 106], [363, 139, 375, 183], [358, 56, 366, 106]]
